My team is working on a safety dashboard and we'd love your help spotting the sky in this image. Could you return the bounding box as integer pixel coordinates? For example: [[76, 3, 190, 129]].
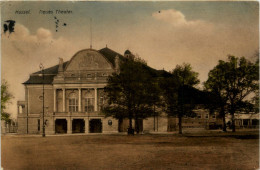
[[1, 1, 259, 119]]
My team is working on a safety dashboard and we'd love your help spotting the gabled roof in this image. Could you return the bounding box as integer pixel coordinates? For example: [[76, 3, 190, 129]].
[[23, 75, 56, 84], [23, 48, 125, 84], [23, 62, 69, 84], [32, 61, 69, 75], [98, 47, 125, 67], [23, 47, 171, 84]]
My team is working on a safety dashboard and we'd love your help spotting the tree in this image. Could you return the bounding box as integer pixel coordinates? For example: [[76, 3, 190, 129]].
[[104, 57, 161, 135], [160, 63, 200, 134], [1, 80, 13, 122], [203, 85, 228, 132], [204, 56, 259, 132]]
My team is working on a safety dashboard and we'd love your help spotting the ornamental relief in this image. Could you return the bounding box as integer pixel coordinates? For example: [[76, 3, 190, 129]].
[[79, 54, 99, 68], [63, 71, 111, 79], [65, 50, 113, 71]]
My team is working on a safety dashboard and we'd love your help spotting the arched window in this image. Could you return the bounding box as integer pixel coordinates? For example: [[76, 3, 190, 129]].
[[84, 90, 94, 113], [69, 92, 78, 112], [98, 89, 105, 111]]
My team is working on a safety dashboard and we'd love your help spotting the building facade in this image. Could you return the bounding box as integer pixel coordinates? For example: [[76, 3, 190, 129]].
[[17, 47, 227, 135], [226, 113, 259, 129], [17, 48, 169, 134]]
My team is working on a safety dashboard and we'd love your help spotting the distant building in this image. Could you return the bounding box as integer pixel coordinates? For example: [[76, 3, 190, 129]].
[[1, 119, 18, 134], [168, 107, 221, 131], [226, 112, 259, 129]]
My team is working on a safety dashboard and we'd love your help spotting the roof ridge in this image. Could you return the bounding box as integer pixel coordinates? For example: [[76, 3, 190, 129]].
[[99, 47, 123, 57], [32, 61, 69, 75]]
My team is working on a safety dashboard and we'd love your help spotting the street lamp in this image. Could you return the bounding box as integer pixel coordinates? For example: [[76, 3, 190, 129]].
[[39, 63, 45, 137]]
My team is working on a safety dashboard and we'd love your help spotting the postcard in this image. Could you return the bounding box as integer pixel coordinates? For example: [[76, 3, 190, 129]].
[[1, 1, 259, 170]]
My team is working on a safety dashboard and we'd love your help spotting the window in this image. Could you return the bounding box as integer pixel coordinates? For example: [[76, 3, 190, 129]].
[[69, 93, 78, 112], [84, 90, 94, 113], [197, 115, 201, 119], [19, 106, 23, 114], [98, 89, 105, 111], [38, 119, 40, 131], [85, 98, 94, 112], [205, 114, 209, 119], [99, 97, 104, 111]]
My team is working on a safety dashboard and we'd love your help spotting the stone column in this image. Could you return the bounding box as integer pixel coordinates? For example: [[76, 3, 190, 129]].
[[78, 88, 81, 112], [94, 88, 98, 111], [27, 88, 30, 113], [53, 89, 56, 112], [62, 88, 65, 112], [85, 118, 89, 134], [19, 106, 23, 114], [53, 118, 56, 134], [67, 118, 72, 134]]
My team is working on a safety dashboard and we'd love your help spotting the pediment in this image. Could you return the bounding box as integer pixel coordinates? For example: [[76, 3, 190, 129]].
[[65, 49, 113, 71]]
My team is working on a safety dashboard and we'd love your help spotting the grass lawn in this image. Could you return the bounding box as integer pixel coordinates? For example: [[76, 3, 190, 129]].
[[1, 131, 259, 170]]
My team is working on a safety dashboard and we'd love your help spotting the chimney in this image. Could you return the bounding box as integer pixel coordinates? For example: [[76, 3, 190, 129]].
[[58, 57, 64, 73]]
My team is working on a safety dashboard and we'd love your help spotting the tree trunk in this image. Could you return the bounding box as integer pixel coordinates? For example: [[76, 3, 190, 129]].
[[178, 114, 182, 134], [221, 108, 227, 132], [128, 111, 134, 135], [135, 117, 139, 134], [231, 111, 236, 132], [128, 118, 134, 135], [153, 105, 156, 131], [222, 115, 227, 132]]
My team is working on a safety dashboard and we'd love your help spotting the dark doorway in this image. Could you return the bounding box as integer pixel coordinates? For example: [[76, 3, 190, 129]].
[[118, 118, 128, 132], [55, 119, 67, 134], [252, 119, 259, 126], [72, 119, 85, 133], [89, 119, 102, 133], [135, 119, 143, 133], [38, 119, 40, 132], [243, 119, 250, 126]]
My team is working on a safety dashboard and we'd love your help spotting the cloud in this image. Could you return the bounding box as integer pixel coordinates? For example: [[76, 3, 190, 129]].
[[152, 9, 205, 27], [118, 9, 258, 86], [36, 28, 52, 40], [1, 24, 82, 119]]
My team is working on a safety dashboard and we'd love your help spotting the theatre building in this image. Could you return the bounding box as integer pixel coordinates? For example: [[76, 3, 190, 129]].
[[17, 47, 169, 134]]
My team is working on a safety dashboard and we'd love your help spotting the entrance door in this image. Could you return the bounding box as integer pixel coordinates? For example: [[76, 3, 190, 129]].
[[55, 119, 67, 134], [89, 119, 102, 133], [72, 119, 85, 133]]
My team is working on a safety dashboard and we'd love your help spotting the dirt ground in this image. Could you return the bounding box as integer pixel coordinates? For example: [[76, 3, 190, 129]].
[[1, 131, 259, 170]]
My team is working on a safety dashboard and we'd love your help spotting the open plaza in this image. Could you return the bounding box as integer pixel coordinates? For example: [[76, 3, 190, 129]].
[[1, 130, 259, 170]]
